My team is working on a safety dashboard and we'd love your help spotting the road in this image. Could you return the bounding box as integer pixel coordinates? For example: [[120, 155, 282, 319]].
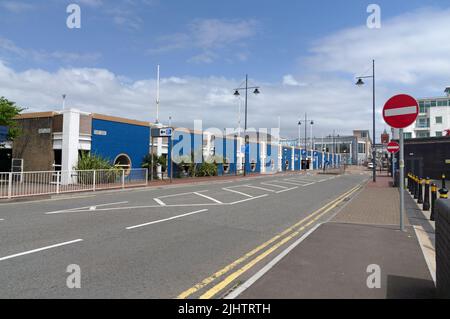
[[0, 171, 368, 298]]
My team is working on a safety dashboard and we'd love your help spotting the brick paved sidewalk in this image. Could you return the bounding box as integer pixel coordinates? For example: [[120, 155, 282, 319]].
[[234, 176, 436, 299]]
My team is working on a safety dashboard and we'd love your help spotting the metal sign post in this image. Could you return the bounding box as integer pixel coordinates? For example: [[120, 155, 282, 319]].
[[399, 129, 405, 232], [382, 94, 418, 232]]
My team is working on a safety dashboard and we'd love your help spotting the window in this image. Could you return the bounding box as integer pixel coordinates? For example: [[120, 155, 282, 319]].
[[436, 116, 443, 124], [436, 131, 443, 137], [357, 143, 366, 154], [417, 118, 427, 128], [417, 132, 430, 138], [437, 100, 448, 107], [419, 105, 426, 113], [404, 132, 412, 139], [431, 100, 437, 107]]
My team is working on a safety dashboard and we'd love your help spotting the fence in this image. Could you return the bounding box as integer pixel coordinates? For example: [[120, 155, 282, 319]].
[[0, 168, 148, 199]]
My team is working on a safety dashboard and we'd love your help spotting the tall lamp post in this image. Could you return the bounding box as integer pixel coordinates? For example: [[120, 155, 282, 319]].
[[234, 74, 260, 176], [356, 59, 376, 182], [298, 114, 314, 169]]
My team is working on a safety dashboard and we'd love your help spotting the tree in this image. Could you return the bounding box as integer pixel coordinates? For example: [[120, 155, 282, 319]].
[[0, 96, 24, 145]]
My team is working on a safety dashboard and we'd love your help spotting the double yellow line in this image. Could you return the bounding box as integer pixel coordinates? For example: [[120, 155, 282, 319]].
[[177, 183, 363, 299]]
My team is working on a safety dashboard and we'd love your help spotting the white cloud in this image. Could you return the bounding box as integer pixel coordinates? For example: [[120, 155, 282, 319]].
[[282, 75, 306, 87], [0, 37, 101, 64], [149, 18, 259, 63], [0, 60, 376, 139], [304, 7, 450, 89], [0, 1, 34, 13]]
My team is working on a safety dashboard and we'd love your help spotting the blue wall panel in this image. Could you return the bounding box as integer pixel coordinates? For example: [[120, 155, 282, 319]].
[[91, 119, 149, 168], [282, 147, 292, 171], [294, 149, 301, 171]]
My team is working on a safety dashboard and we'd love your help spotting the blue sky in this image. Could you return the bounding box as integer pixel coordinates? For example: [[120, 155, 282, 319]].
[[1, 0, 450, 140]]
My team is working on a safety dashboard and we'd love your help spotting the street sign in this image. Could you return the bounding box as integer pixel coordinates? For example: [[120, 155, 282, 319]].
[[387, 141, 400, 154], [382, 94, 419, 129], [151, 127, 173, 137]]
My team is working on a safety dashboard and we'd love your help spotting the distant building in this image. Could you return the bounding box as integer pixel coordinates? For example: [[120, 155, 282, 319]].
[[0, 109, 151, 173], [403, 87, 450, 139], [310, 130, 372, 165]]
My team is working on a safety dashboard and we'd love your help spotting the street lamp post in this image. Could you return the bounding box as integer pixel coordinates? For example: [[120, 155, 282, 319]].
[[356, 59, 376, 182], [298, 114, 314, 169], [234, 74, 260, 177]]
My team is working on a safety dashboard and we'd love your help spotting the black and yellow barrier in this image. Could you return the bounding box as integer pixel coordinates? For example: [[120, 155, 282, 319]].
[[414, 176, 419, 200], [431, 183, 437, 221], [439, 174, 449, 199], [418, 178, 424, 204], [423, 178, 431, 211]]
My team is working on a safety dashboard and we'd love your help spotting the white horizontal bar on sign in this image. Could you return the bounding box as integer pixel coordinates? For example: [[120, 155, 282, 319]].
[[384, 106, 417, 117]]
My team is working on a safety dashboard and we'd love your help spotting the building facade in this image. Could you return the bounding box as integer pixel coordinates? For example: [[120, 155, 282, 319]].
[[403, 87, 450, 139], [0, 109, 151, 173]]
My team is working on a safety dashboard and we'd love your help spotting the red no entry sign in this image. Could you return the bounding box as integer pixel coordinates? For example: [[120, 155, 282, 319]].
[[383, 94, 419, 129], [387, 141, 400, 154]]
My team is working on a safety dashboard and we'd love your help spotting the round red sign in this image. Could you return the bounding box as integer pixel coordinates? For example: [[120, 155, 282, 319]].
[[387, 141, 400, 154], [383, 94, 419, 129]]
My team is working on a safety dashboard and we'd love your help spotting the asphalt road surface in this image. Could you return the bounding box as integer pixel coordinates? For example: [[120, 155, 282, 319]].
[[0, 171, 368, 298]]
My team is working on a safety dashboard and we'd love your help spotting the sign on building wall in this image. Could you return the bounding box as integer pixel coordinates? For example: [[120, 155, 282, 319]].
[[94, 130, 107, 136]]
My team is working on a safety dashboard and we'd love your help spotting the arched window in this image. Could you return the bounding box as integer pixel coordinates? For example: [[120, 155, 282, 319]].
[[114, 154, 132, 175]]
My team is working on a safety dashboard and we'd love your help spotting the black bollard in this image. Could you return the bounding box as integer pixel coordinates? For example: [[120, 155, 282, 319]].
[[414, 176, 419, 199], [407, 173, 411, 192], [418, 178, 424, 204], [423, 178, 430, 211], [430, 183, 437, 221], [439, 174, 449, 199]]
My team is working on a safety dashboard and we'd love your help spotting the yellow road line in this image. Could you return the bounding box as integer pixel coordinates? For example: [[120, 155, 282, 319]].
[[176, 183, 362, 299], [199, 184, 362, 299]]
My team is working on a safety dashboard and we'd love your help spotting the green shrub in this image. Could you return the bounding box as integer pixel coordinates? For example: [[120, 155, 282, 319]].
[[74, 152, 114, 170], [195, 162, 218, 177]]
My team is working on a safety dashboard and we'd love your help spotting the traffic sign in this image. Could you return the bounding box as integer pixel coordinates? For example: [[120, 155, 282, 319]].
[[382, 94, 419, 129], [387, 141, 400, 154]]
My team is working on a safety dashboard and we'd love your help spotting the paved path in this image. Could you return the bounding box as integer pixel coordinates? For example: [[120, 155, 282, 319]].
[[0, 171, 366, 298], [232, 176, 436, 299]]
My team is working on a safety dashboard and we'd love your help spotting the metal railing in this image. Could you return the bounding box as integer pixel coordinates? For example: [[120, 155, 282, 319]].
[[0, 168, 148, 199]]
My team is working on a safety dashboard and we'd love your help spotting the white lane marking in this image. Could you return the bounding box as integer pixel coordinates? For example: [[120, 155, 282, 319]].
[[301, 182, 315, 187], [126, 209, 209, 230], [45, 201, 129, 215], [287, 178, 319, 183], [246, 185, 276, 193], [194, 192, 223, 204], [222, 188, 254, 198], [229, 194, 269, 205], [0, 239, 83, 262], [384, 105, 417, 117], [154, 198, 167, 206], [275, 187, 298, 194], [260, 182, 288, 189], [276, 180, 307, 186], [225, 223, 321, 299], [0, 219, 4, 221], [157, 190, 206, 199]]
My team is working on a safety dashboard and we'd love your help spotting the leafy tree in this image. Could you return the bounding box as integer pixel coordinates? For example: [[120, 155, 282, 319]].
[[142, 154, 167, 179], [0, 96, 24, 145]]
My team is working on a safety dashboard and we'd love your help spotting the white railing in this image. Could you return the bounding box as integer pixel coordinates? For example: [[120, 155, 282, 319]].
[[0, 168, 148, 199]]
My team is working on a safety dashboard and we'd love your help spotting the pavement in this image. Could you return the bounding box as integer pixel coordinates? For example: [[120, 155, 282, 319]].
[[0, 170, 368, 298], [232, 175, 437, 299]]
